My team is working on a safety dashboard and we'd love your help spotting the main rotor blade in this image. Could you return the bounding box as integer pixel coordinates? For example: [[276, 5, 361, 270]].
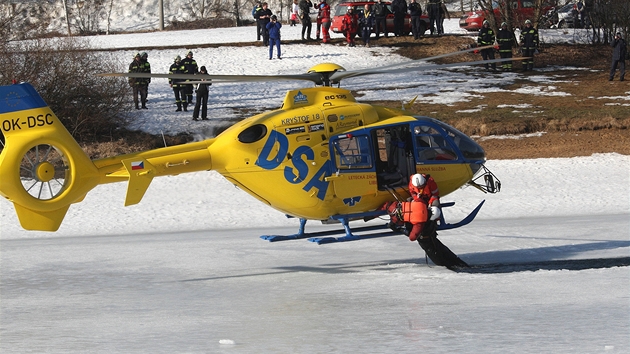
[[98, 72, 324, 85], [329, 44, 496, 82], [330, 55, 528, 82]]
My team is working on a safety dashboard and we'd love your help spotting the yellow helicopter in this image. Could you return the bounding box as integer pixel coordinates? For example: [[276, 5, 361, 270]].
[[0, 47, 504, 250]]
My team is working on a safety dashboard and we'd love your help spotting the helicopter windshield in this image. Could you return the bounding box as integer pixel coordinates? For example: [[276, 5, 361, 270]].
[[431, 120, 486, 162]]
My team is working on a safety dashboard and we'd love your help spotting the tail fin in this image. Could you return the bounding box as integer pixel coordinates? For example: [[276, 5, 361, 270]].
[[0, 83, 101, 231]]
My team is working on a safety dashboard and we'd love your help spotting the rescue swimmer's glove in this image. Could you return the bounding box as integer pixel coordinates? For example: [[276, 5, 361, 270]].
[[429, 206, 441, 221]]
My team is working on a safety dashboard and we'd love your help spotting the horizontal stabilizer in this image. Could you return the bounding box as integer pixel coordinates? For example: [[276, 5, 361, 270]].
[[121, 158, 156, 206]]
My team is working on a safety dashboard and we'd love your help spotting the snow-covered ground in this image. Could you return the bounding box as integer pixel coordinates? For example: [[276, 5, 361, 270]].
[[1, 18, 629, 354]]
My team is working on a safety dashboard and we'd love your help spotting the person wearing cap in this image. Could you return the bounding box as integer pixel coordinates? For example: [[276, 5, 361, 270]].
[[128, 52, 148, 110], [477, 20, 496, 71], [497, 22, 516, 71], [168, 55, 188, 112], [266, 15, 282, 60], [192, 66, 211, 121], [256, 2, 273, 46], [519, 19, 538, 71], [341, 6, 358, 47], [181, 51, 198, 104], [609, 32, 626, 82]]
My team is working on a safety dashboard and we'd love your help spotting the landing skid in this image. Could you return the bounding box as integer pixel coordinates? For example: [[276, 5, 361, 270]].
[[260, 200, 486, 244]]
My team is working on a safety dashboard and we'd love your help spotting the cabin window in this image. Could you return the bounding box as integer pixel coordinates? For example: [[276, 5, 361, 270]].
[[413, 125, 458, 162], [332, 135, 372, 170]]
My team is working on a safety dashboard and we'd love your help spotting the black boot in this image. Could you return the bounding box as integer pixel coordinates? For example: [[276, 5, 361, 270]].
[[135, 102, 140, 110], [176, 103, 182, 112], [141, 101, 147, 109], [183, 103, 188, 112]]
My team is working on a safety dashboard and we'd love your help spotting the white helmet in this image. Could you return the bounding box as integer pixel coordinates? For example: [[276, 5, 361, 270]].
[[411, 174, 425, 187]]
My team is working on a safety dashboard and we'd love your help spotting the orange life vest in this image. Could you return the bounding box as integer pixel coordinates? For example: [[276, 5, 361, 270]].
[[401, 201, 428, 224]]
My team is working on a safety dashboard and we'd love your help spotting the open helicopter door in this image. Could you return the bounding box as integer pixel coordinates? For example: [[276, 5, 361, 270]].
[[372, 125, 416, 190]]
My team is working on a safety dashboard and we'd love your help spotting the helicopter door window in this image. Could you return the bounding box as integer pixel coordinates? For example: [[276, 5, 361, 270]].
[[413, 125, 458, 162], [332, 135, 372, 170]]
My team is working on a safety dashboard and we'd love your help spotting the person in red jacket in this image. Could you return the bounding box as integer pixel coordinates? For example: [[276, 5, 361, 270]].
[[406, 173, 441, 241], [341, 6, 358, 47], [320, 0, 332, 43]]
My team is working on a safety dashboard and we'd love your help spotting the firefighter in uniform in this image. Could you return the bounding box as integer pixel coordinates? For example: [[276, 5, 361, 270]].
[[496, 22, 516, 71], [181, 51, 198, 104], [169, 55, 188, 112], [520, 19, 538, 71], [128, 53, 148, 110], [320, 0, 332, 43], [477, 20, 496, 71]]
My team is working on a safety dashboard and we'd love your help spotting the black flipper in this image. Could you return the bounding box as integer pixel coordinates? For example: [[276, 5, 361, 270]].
[[418, 221, 469, 270]]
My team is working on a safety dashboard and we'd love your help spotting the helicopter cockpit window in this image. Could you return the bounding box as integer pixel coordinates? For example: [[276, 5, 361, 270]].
[[433, 121, 486, 160], [332, 135, 372, 170], [413, 125, 458, 162]]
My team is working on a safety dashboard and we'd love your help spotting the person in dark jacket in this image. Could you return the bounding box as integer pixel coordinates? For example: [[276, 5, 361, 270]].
[[139, 52, 151, 108], [408, 0, 422, 40], [168, 55, 187, 112], [373, 0, 388, 39], [267, 15, 282, 59], [427, 0, 440, 36], [253, 1, 263, 40], [519, 19, 538, 71], [391, 0, 407, 37], [181, 51, 198, 104], [609, 32, 627, 81], [497, 22, 516, 71], [256, 2, 273, 46], [359, 4, 375, 47], [128, 53, 148, 110], [192, 66, 211, 121], [299, 0, 313, 40], [477, 20, 496, 71]]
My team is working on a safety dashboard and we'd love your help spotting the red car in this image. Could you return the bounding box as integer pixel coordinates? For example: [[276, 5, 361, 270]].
[[459, 0, 556, 31], [331, 1, 430, 36]]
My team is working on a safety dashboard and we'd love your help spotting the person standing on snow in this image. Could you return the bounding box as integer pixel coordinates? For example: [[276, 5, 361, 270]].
[[168, 55, 187, 112], [299, 0, 313, 40], [192, 66, 211, 121], [609, 32, 627, 81], [181, 51, 198, 104], [341, 6, 358, 47], [128, 53, 148, 110], [266, 15, 282, 60], [319, 0, 332, 43], [256, 2, 273, 46]]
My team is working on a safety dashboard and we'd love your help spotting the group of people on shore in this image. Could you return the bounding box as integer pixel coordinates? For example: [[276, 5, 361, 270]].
[[128, 51, 211, 121]]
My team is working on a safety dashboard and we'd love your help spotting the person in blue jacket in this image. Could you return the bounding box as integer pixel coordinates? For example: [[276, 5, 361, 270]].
[[267, 15, 282, 60]]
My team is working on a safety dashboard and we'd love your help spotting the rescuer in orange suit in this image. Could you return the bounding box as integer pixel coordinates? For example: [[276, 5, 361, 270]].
[[406, 173, 441, 242]]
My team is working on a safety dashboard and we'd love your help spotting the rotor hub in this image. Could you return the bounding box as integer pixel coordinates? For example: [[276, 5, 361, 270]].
[[35, 161, 55, 182]]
